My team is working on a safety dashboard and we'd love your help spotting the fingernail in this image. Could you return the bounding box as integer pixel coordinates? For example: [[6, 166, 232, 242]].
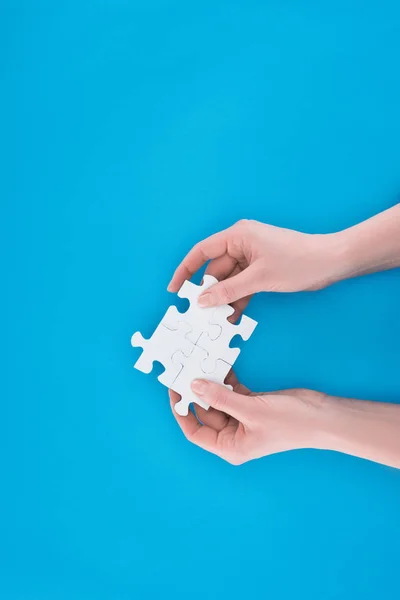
[[167, 283, 173, 292], [191, 379, 208, 396], [198, 292, 211, 307]]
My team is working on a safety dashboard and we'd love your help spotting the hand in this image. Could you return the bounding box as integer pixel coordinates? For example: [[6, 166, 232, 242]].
[[169, 372, 327, 465], [170, 373, 400, 469], [168, 220, 342, 314]]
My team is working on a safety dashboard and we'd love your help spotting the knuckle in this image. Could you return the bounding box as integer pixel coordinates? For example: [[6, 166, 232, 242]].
[[185, 430, 202, 448], [183, 430, 192, 442], [181, 426, 198, 444], [236, 218, 250, 229], [227, 454, 244, 466], [219, 434, 246, 466], [235, 218, 257, 231], [193, 242, 208, 261]]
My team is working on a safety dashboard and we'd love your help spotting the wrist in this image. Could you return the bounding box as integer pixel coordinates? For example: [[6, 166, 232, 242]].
[[328, 204, 400, 282], [313, 229, 370, 288], [309, 232, 352, 289], [277, 391, 400, 468], [330, 228, 367, 282], [310, 394, 351, 453], [269, 390, 339, 451], [312, 395, 400, 468], [286, 392, 356, 453]]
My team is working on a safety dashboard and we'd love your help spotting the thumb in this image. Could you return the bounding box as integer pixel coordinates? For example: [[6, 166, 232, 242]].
[[198, 265, 261, 307], [191, 379, 249, 421]]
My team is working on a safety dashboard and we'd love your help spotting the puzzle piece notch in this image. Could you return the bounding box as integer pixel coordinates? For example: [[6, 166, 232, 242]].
[[194, 308, 257, 373], [210, 307, 257, 339], [208, 310, 257, 361], [171, 346, 233, 416]]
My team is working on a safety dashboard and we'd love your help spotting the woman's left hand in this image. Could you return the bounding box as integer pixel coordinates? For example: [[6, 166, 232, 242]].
[[169, 372, 327, 465]]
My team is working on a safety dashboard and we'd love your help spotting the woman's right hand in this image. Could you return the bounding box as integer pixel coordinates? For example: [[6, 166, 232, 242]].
[[168, 219, 343, 313]]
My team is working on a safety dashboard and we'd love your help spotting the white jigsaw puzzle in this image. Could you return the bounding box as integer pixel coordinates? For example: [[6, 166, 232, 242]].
[[131, 275, 257, 415]]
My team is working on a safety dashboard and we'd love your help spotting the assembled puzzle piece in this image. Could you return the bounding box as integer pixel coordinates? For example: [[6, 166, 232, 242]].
[[194, 303, 256, 372], [207, 308, 257, 365], [131, 306, 195, 387], [157, 339, 195, 388]]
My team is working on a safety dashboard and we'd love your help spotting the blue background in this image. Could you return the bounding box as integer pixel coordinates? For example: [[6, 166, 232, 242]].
[[2, 1, 400, 598]]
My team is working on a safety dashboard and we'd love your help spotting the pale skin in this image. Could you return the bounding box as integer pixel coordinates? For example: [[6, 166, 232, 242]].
[[167, 203, 400, 468]]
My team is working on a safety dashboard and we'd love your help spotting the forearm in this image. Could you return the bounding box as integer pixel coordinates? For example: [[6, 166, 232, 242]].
[[332, 204, 400, 282], [315, 395, 400, 469]]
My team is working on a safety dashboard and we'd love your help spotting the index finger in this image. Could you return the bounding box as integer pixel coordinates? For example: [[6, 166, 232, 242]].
[[168, 229, 229, 292]]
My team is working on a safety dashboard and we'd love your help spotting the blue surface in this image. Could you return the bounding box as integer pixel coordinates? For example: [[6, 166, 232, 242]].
[[2, 1, 400, 598]]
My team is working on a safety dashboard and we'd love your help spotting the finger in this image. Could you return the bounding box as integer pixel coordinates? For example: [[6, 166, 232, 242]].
[[206, 261, 250, 323], [194, 405, 231, 431], [213, 262, 242, 321], [205, 254, 237, 282], [207, 261, 253, 321], [169, 392, 202, 436], [168, 390, 229, 432], [169, 390, 220, 453], [225, 371, 251, 395], [191, 380, 251, 422], [168, 230, 230, 292], [198, 264, 261, 307]]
